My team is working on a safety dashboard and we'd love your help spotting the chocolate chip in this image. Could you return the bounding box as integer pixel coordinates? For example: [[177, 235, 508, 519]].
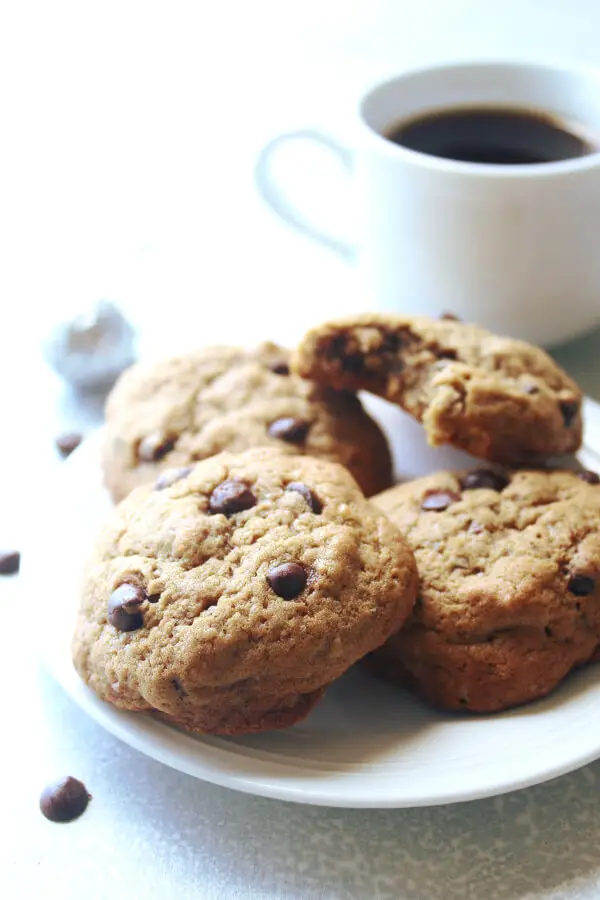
[[147, 593, 161, 603], [437, 348, 458, 360], [209, 480, 256, 516], [270, 361, 290, 375], [138, 433, 175, 463], [267, 562, 307, 599], [578, 470, 600, 485], [421, 490, 459, 511], [40, 777, 91, 823], [341, 354, 365, 373], [568, 574, 596, 596], [171, 678, 187, 696], [440, 312, 461, 321], [286, 482, 322, 513], [268, 417, 310, 443], [108, 584, 146, 631], [523, 383, 540, 395], [55, 432, 83, 458], [460, 469, 509, 492], [155, 466, 193, 490], [560, 400, 579, 428], [0, 550, 20, 575]]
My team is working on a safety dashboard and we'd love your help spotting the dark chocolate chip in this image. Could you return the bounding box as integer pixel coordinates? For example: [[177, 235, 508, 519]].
[[341, 354, 365, 373], [40, 777, 91, 823], [55, 432, 83, 458], [568, 574, 596, 596], [440, 312, 461, 321], [286, 482, 322, 513], [421, 490, 459, 511], [270, 361, 290, 376], [267, 562, 307, 600], [460, 469, 509, 492], [154, 466, 193, 490], [138, 433, 175, 463], [437, 348, 458, 360], [0, 550, 20, 575], [108, 584, 146, 631], [380, 332, 403, 353], [560, 400, 579, 428], [209, 480, 256, 516], [523, 383, 540, 395], [147, 593, 161, 603], [578, 470, 600, 485], [268, 417, 310, 443], [171, 678, 187, 697]]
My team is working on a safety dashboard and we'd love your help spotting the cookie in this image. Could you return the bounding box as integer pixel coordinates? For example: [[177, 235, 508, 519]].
[[369, 467, 600, 712], [102, 343, 392, 501], [293, 314, 582, 463], [73, 447, 418, 735]]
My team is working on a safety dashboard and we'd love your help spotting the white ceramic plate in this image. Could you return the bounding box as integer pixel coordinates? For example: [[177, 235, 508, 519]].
[[33, 397, 600, 808]]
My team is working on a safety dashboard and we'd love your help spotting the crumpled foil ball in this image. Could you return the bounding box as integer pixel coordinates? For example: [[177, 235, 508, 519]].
[[43, 299, 137, 391]]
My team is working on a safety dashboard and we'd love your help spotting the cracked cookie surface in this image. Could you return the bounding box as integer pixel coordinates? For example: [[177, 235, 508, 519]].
[[370, 467, 600, 712], [293, 315, 582, 463], [73, 447, 418, 734], [103, 343, 393, 501]]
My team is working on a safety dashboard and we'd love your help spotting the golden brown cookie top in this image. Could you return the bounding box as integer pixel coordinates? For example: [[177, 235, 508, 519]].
[[374, 466, 600, 642], [102, 342, 392, 501], [293, 314, 582, 463], [73, 448, 417, 730]]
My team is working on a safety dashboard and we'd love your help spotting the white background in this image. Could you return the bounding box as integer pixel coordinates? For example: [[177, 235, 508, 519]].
[[4, 2, 600, 898]]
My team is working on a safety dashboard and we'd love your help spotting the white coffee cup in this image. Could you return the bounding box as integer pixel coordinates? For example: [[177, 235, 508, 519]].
[[255, 60, 600, 346]]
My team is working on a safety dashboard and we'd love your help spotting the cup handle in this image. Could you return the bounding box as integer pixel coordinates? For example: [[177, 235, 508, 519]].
[[255, 129, 355, 262]]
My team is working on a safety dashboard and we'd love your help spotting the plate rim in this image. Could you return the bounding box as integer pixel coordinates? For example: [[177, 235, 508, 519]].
[[30, 395, 600, 808]]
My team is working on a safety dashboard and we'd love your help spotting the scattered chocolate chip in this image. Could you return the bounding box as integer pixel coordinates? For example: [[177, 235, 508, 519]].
[[0, 550, 20, 575], [267, 562, 307, 599], [268, 417, 310, 443], [460, 469, 509, 492], [440, 312, 461, 321], [108, 584, 146, 631], [544, 626, 553, 636], [40, 777, 91, 823], [568, 574, 596, 596], [286, 482, 322, 513], [523, 383, 540, 395], [578, 470, 600, 485], [209, 480, 256, 516], [154, 466, 193, 490], [138, 433, 175, 463], [437, 348, 458, 360], [270, 361, 290, 375], [147, 593, 161, 603], [560, 400, 579, 428], [421, 490, 459, 511], [55, 432, 83, 458]]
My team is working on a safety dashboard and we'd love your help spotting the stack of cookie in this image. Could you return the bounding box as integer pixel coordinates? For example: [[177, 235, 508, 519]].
[[73, 314, 600, 734]]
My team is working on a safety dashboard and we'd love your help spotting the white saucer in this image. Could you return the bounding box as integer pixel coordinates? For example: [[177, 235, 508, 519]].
[[32, 397, 600, 808]]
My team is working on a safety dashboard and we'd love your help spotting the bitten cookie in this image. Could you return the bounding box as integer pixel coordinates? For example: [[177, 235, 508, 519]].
[[73, 448, 418, 735], [369, 466, 600, 712], [293, 314, 582, 463], [102, 343, 392, 502]]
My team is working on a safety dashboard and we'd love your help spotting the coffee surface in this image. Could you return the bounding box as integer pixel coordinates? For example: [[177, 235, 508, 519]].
[[386, 106, 594, 164]]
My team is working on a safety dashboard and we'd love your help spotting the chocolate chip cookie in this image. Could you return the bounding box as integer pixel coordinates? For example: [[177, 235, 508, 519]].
[[73, 447, 418, 735], [369, 467, 600, 712], [293, 314, 582, 463], [102, 343, 392, 501]]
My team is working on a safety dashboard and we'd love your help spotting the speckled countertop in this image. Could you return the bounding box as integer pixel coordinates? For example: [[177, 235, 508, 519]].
[[5, 1, 600, 897]]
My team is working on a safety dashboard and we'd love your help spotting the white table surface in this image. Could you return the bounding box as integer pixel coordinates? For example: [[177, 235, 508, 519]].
[[4, 1, 600, 898]]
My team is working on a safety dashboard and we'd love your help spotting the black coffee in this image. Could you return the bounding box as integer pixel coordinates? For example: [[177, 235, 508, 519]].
[[386, 106, 594, 165]]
